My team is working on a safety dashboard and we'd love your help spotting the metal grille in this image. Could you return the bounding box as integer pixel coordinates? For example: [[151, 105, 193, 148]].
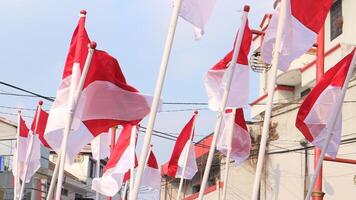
[[249, 51, 271, 73]]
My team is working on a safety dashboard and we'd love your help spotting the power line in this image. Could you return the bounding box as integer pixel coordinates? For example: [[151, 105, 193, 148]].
[[0, 81, 55, 102]]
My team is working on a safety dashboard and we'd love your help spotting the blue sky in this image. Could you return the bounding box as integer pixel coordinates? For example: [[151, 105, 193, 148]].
[[0, 0, 273, 163]]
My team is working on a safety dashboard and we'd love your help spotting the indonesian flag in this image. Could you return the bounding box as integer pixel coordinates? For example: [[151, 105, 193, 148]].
[[296, 49, 356, 158], [204, 20, 252, 111], [261, 0, 333, 72], [92, 124, 136, 197], [167, 112, 198, 179], [217, 108, 251, 165], [31, 105, 50, 148], [179, 0, 216, 39], [44, 14, 153, 163], [138, 149, 161, 200], [13, 115, 41, 184], [13, 114, 29, 199], [91, 131, 111, 161]]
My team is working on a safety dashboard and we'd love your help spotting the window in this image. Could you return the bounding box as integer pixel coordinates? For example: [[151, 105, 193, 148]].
[[75, 193, 83, 199], [89, 160, 96, 178], [301, 88, 311, 97], [61, 188, 68, 196], [89, 158, 104, 178], [330, 0, 343, 40]]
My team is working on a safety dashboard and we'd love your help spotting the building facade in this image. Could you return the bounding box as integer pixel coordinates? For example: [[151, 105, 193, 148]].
[[0, 117, 112, 200], [162, 0, 356, 199]]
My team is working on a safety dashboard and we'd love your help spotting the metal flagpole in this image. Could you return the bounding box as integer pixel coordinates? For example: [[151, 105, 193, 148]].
[[46, 153, 60, 200], [18, 101, 42, 200], [198, 5, 250, 200], [95, 136, 101, 200], [54, 42, 97, 200], [177, 111, 198, 200], [129, 125, 137, 200], [108, 127, 117, 200], [14, 111, 22, 200], [47, 10, 87, 200], [305, 51, 356, 200], [221, 109, 236, 200], [131, 0, 183, 198], [251, 0, 289, 199], [122, 181, 128, 200]]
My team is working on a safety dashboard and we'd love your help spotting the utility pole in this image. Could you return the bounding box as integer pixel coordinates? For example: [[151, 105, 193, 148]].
[[313, 24, 325, 200]]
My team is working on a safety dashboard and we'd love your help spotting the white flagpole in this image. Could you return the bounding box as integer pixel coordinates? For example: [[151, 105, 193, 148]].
[[131, 0, 183, 198], [198, 6, 250, 200], [251, 0, 289, 199], [46, 153, 60, 200], [122, 181, 128, 200], [221, 109, 236, 200], [129, 125, 137, 200], [14, 111, 21, 200], [305, 51, 356, 200], [177, 111, 198, 200], [18, 101, 42, 200], [54, 42, 97, 200], [95, 136, 101, 200], [47, 10, 87, 200]]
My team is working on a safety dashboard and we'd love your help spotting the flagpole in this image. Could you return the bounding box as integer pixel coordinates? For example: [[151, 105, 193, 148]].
[[14, 111, 22, 200], [129, 125, 137, 200], [198, 5, 250, 200], [54, 42, 97, 200], [305, 51, 356, 200], [18, 101, 43, 200], [108, 127, 116, 200], [95, 136, 101, 200], [46, 153, 60, 200], [131, 0, 183, 198], [177, 111, 198, 200], [251, 0, 289, 199], [122, 181, 128, 200], [221, 109, 236, 200], [47, 10, 87, 200]]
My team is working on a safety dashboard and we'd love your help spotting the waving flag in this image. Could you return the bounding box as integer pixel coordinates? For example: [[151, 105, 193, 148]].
[[296, 49, 356, 158], [179, 0, 216, 39], [262, 0, 333, 71], [204, 20, 252, 111], [13, 114, 29, 199], [92, 124, 136, 197], [91, 131, 111, 161], [167, 112, 198, 179], [217, 108, 251, 165], [44, 13, 153, 163], [31, 103, 50, 148], [138, 149, 161, 199], [13, 114, 41, 184]]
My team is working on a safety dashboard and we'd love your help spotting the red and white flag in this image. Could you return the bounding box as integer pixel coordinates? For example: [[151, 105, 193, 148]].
[[92, 124, 136, 197], [204, 20, 252, 111], [138, 149, 161, 199], [167, 112, 198, 179], [13, 115, 41, 184], [217, 108, 251, 165], [179, 0, 216, 39], [261, 0, 333, 71], [296, 49, 356, 158], [13, 114, 29, 199], [31, 105, 50, 148], [91, 131, 111, 161], [44, 14, 153, 163]]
